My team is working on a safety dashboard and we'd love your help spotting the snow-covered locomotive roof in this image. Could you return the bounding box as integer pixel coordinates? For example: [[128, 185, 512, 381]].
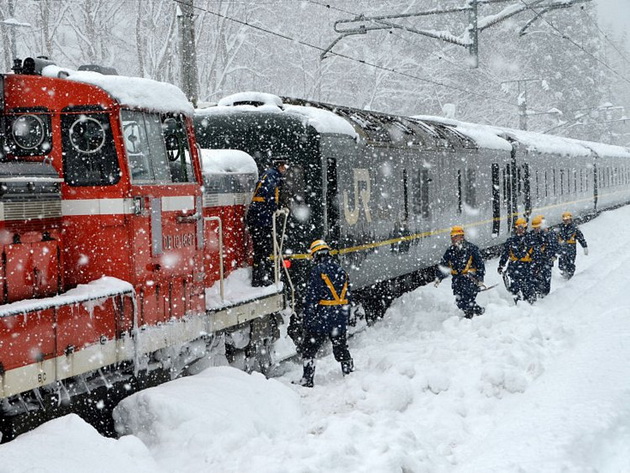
[[197, 92, 358, 139], [416, 115, 630, 158], [41, 65, 194, 116], [200, 149, 258, 175]]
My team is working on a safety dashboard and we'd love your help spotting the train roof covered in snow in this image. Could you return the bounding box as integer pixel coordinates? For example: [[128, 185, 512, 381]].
[[197, 92, 630, 158], [40, 65, 193, 116]]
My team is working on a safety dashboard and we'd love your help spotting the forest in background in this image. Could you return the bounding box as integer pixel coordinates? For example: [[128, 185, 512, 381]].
[[1, 0, 629, 145]]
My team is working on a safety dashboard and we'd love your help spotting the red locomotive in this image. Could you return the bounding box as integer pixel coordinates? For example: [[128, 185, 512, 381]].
[[0, 58, 284, 441]]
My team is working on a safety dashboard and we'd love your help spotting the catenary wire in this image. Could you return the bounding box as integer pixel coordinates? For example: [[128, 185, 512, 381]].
[[173, 0, 520, 108]]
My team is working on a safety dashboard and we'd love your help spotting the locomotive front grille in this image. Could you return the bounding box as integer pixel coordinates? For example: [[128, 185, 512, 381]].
[[0, 200, 62, 221]]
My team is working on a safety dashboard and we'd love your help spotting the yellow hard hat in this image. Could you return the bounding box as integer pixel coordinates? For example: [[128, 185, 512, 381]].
[[515, 217, 527, 228], [309, 239, 330, 255], [562, 211, 573, 220], [450, 226, 465, 237], [531, 215, 544, 228]]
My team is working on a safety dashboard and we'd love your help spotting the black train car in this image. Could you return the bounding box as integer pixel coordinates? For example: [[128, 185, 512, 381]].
[[195, 93, 630, 318]]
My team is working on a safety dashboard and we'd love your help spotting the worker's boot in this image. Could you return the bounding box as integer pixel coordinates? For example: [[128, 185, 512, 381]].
[[299, 359, 315, 388], [341, 359, 354, 376]]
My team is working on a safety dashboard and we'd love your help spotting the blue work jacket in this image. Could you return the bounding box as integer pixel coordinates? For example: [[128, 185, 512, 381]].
[[303, 255, 351, 334], [246, 167, 283, 228]]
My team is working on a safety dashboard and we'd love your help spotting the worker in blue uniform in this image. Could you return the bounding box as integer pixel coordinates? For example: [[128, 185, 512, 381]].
[[498, 217, 537, 304], [297, 239, 354, 388], [245, 159, 287, 286], [529, 215, 558, 298], [557, 211, 588, 280], [434, 226, 486, 318]]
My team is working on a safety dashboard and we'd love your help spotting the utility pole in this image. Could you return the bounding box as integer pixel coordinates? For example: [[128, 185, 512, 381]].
[[502, 78, 543, 130], [8, 0, 16, 59], [467, 0, 479, 68], [177, 0, 199, 106]]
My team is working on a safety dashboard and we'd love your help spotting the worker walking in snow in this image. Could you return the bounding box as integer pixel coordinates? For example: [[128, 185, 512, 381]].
[[297, 239, 354, 388], [245, 159, 288, 286], [557, 211, 588, 280], [529, 215, 558, 298], [434, 226, 486, 318], [498, 217, 537, 304]]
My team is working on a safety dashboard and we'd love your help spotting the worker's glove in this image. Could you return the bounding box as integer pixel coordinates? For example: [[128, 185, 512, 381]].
[[583, 248, 589, 256], [433, 278, 441, 288], [348, 304, 364, 327], [287, 312, 304, 348], [497, 266, 503, 275]]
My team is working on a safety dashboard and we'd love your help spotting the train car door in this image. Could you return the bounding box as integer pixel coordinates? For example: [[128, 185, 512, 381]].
[[121, 111, 202, 326]]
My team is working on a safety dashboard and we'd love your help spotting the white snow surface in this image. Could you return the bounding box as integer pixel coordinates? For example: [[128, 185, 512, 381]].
[[2, 205, 630, 472], [200, 149, 258, 175], [0, 276, 132, 317], [41, 66, 194, 116]]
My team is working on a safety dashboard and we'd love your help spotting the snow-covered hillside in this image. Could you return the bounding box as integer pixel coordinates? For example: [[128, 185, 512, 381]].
[[2, 205, 630, 473]]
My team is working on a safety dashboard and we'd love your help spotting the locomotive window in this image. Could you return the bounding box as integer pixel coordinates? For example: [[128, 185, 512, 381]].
[[4, 109, 52, 157], [69, 117, 105, 154], [61, 112, 120, 187], [121, 110, 171, 184], [163, 115, 194, 183]]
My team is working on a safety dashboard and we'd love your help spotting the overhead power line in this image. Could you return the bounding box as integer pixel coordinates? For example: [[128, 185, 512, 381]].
[[172, 0, 518, 108]]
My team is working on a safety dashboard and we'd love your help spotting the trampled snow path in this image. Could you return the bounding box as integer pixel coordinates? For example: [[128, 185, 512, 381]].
[[2, 205, 629, 473]]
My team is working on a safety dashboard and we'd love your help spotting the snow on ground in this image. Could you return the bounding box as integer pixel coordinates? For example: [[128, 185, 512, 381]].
[[2, 205, 630, 473]]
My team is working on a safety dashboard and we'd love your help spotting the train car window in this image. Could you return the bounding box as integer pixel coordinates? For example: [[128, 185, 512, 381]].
[[544, 170, 549, 197], [283, 163, 307, 219], [421, 169, 430, 219], [325, 158, 340, 244], [522, 164, 531, 214], [163, 114, 194, 183], [492, 163, 500, 236], [121, 110, 171, 184], [61, 110, 120, 187], [412, 170, 421, 215], [534, 169, 539, 199], [552, 168, 557, 195], [465, 168, 477, 208], [457, 169, 462, 214], [4, 107, 52, 157], [560, 169, 564, 195], [402, 169, 409, 222]]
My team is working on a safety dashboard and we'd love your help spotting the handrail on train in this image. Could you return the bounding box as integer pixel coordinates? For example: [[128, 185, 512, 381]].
[[204, 216, 224, 300], [273, 208, 295, 313]]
